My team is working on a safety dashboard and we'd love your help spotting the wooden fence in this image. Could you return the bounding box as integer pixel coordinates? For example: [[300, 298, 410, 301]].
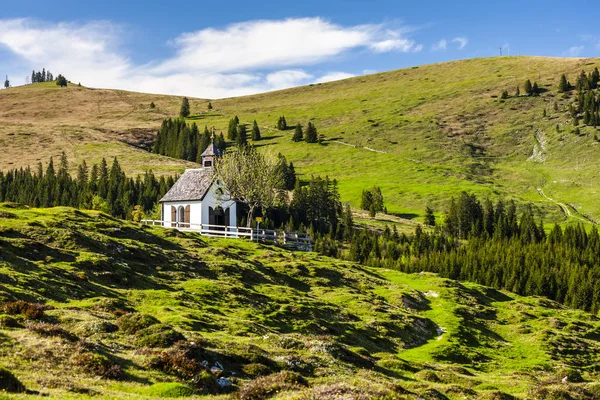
[[140, 220, 312, 250]]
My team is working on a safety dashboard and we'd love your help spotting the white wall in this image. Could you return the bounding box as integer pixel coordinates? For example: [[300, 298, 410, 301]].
[[202, 183, 237, 226], [162, 201, 202, 227], [160, 182, 237, 229]]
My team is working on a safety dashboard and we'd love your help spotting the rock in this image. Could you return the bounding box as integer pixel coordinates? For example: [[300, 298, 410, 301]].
[[216, 377, 232, 388]]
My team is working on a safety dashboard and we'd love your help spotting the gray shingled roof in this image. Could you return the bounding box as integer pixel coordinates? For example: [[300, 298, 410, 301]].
[[159, 168, 214, 202], [201, 143, 222, 157]]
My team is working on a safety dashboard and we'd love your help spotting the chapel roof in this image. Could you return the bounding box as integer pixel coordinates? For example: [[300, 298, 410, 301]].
[[159, 168, 214, 202]]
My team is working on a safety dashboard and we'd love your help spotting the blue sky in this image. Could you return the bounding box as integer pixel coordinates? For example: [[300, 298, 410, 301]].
[[0, 0, 597, 98]]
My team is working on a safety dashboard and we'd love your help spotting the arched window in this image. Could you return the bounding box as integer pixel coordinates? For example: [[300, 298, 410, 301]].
[[178, 206, 185, 227]]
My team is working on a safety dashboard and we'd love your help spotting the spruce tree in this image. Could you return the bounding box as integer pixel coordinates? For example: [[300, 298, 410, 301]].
[[179, 97, 190, 118], [305, 122, 318, 143], [227, 117, 238, 141], [425, 206, 436, 226], [501, 90, 508, 99], [207, 101, 213, 110], [524, 79, 533, 95], [3, 75, 9, 89], [532, 81, 539, 96], [292, 124, 303, 142], [251, 120, 261, 141], [559, 74, 570, 92], [236, 124, 247, 147]]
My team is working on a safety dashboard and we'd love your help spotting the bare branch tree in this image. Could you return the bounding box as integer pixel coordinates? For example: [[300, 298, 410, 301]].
[[215, 146, 283, 227]]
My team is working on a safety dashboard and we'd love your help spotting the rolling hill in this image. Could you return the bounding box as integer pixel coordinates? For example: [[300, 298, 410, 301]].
[[1, 203, 599, 399], [2, 57, 600, 224]]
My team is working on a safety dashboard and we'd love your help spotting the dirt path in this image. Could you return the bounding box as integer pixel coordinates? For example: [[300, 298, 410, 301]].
[[537, 188, 597, 224]]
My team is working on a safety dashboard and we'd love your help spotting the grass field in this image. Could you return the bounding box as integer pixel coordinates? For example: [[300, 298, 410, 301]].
[[1, 203, 600, 399], [2, 57, 600, 224]]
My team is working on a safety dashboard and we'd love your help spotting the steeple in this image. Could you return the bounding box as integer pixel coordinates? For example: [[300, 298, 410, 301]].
[[200, 136, 222, 169]]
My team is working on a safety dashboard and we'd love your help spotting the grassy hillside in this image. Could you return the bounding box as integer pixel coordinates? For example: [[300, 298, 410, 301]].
[[1, 203, 600, 399], [2, 57, 600, 223]]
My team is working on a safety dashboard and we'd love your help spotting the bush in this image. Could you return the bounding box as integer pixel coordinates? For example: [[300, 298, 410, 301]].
[[242, 363, 271, 378], [71, 352, 123, 379], [556, 367, 584, 383], [192, 371, 218, 393], [149, 343, 203, 380], [116, 313, 159, 334], [2, 300, 48, 320], [136, 324, 185, 348], [238, 371, 308, 400], [28, 322, 77, 341], [0, 367, 26, 392], [0, 315, 21, 328]]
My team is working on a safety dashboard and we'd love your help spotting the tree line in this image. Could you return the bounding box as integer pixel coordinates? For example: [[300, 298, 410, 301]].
[[0, 154, 174, 219], [312, 191, 600, 314], [153, 118, 226, 162], [30, 69, 55, 83], [563, 69, 600, 128]]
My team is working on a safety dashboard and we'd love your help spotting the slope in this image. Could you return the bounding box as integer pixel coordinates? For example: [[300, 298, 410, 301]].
[[2, 57, 600, 222], [1, 203, 599, 399]]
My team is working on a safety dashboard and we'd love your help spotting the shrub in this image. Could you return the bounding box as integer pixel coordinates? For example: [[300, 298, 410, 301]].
[[116, 313, 159, 334], [28, 322, 77, 341], [242, 363, 271, 378], [71, 352, 123, 380], [149, 344, 203, 380], [0, 367, 26, 392], [556, 367, 584, 383], [238, 371, 308, 400], [0, 315, 21, 328], [2, 300, 48, 320], [136, 324, 185, 348], [192, 371, 218, 393]]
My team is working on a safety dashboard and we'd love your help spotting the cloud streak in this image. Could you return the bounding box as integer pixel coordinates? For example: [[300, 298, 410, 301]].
[[0, 17, 423, 98], [452, 37, 468, 50]]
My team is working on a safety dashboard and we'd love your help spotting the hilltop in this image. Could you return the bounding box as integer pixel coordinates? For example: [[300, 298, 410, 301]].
[[2, 56, 600, 223], [1, 203, 600, 399]]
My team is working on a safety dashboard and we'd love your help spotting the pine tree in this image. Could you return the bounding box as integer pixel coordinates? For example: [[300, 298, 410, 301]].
[[251, 120, 261, 141], [179, 97, 190, 118], [3, 75, 9, 89], [559, 74, 570, 92], [227, 117, 238, 141], [524, 79, 533, 95], [501, 90, 509, 99], [56, 74, 67, 87], [292, 124, 303, 142], [277, 116, 288, 130], [425, 206, 436, 226], [236, 124, 248, 147], [149, 102, 155, 109], [305, 122, 318, 143], [532, 81, 539, 96], [207, 101, 213, 110]]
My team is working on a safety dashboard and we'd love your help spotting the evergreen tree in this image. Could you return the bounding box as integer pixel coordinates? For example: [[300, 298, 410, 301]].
[[236, 124, 248, 147], [149, 102, 155, 109], [207, 101, 213, 110], [277, 116, 288, 130], [532, 81, 539, 96], [559, 73, 570, 92], [515, 86, 520, 96], [251, 120, 261, 141], [425, 206, 436, 226], [56, 75, 67, 87], [524, 79, 533, 95], [227, 116, 239, 140], [179, 97, 190, 118], [501, 90, 509, 99], [3, 75, 9, 89], [292, 124, 303, 142], [305, 122, 318, 143]]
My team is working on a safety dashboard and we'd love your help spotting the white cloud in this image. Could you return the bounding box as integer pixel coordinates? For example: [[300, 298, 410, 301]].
[[452, 37, 468, 50], [432, 39, 447, 51], [314, 72, 355, 83], [362, 69, 377, 75], [0, 17, 422, 98], [565, 45, 584, 57]]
